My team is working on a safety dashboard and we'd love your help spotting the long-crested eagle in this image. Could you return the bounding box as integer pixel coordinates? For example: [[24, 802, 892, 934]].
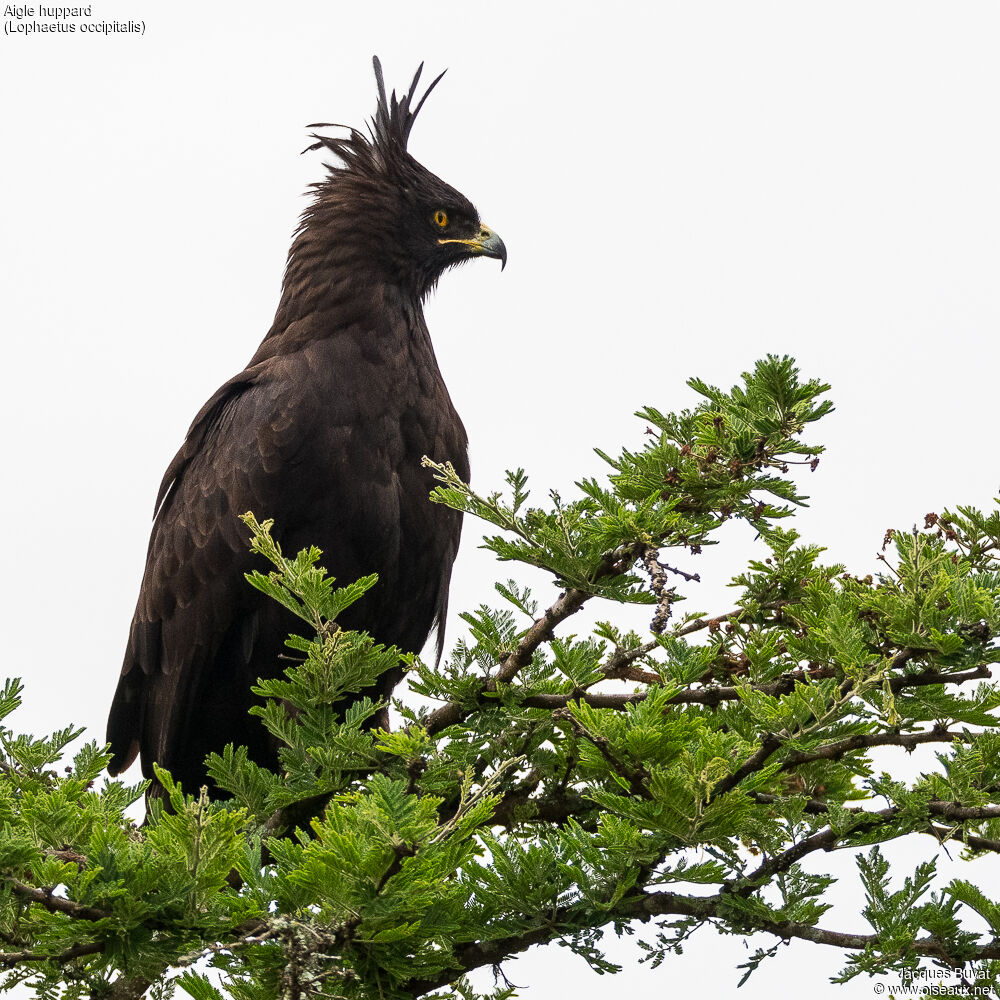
[[107, 57, 505, 794]]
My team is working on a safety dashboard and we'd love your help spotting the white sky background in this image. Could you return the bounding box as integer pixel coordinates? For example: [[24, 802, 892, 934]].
[[2, 1, 1000, 996]]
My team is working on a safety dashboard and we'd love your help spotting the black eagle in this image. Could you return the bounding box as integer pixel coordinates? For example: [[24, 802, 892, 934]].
[[107, 57, 505, 794]]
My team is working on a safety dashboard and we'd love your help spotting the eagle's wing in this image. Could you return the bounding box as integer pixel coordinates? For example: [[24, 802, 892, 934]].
[[106, 360, 293, 780]]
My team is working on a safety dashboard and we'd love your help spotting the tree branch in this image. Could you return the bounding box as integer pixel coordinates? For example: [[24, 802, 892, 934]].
[[422, 584, 595, 736], [634, 891, 1000, 963], [0, 940, 104, 968], [108, 974, 156, 1000], [518, 661, 991, 714], [7, 878, 110, 922], [712, 734, 782, 799], [776, 726, 974, 772], [405, 880, 1000, 996]]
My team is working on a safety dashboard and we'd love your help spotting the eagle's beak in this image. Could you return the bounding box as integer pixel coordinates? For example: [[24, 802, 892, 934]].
[[438, 224, 507, 270]]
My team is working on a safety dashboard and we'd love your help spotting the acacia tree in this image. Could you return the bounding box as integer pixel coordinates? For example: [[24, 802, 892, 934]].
[[2, 356, 1000, 999]]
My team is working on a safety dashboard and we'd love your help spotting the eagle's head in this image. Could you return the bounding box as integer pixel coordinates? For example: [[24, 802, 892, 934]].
[[300, 57, 506, 300]]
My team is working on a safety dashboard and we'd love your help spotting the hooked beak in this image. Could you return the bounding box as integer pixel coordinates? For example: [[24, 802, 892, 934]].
[[438, 224, 507, 270]]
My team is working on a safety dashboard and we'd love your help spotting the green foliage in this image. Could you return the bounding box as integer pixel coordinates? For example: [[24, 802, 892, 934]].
[[2, 356, 1000, 997]]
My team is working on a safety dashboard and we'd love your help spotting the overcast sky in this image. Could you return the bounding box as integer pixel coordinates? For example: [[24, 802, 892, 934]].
[[3, 2, 1000, 996]]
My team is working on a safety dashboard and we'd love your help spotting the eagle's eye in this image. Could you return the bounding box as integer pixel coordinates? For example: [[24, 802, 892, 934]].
[[433, 210, 449, 229]]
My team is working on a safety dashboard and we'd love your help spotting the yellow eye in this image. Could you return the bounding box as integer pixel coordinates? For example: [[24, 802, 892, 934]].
[[433, 210, 449, 228]]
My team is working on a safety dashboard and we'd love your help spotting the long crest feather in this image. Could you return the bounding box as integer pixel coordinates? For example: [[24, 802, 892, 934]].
[[304, 56, 446, 178], [372, 55, 446, 157]]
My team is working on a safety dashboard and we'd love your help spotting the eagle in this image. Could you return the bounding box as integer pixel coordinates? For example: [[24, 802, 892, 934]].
[[106, 57, 505, 795]]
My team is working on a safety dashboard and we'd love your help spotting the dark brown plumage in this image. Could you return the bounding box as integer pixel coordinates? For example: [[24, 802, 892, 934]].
[[106, 57, 505, 794]]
